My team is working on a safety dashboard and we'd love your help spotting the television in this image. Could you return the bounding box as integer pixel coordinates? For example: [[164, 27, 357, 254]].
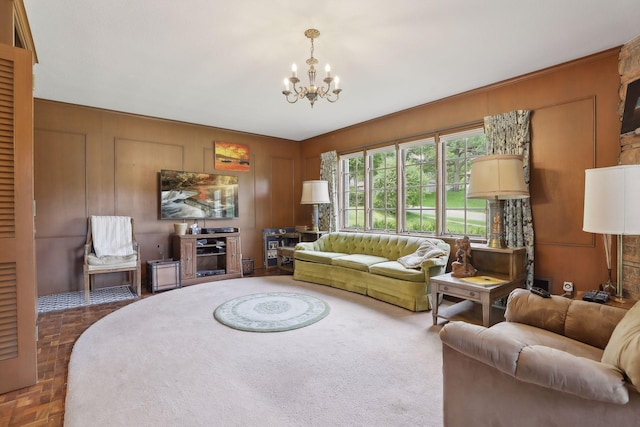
[[160, 169, 239, 219]]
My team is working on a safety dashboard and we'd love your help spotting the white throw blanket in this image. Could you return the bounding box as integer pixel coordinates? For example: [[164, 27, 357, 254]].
[[91, 216, 135, 258], [397, 240, 446, 269]]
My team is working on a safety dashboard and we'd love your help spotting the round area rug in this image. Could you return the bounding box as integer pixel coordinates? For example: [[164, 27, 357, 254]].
[[213, 292, 330, 332]]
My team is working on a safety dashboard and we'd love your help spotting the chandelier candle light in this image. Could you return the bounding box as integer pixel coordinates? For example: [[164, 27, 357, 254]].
[[282, 29, 341, 107]]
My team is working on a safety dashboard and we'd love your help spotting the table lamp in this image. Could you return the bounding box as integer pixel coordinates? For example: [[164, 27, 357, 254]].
[[301, 180, 330, 232], [583, 164, 640, 301], [467, 154, 530, 248]]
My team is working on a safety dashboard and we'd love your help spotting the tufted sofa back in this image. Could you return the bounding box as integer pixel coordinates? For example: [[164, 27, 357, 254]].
[[307, 232, 449, 261]]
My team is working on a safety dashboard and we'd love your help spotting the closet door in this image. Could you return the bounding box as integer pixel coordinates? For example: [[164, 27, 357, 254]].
[[0, 44, 37, 394]]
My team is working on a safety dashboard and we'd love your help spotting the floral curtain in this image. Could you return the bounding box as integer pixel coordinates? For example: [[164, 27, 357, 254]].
[[319, 150, 338, 232], [484, 110, 535, 288]]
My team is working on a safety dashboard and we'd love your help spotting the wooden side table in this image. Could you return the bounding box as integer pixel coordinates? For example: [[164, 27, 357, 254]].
[[432, 272, 519, 327], [277, 246, 296, 273], [432, 245, 526, 327], [573, 291, 638, 311]]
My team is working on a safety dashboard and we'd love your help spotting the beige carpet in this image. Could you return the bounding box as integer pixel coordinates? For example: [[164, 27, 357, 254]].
[[65, 276, 445, 426]]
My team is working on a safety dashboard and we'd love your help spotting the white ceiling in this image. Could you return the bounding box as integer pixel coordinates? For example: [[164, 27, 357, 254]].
[[24, 0, 640, 141]]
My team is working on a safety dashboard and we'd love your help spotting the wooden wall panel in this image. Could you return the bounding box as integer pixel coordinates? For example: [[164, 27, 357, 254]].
[[270, 157, 295, 228], [34, 100, 299, 295], [115, 138, 184, 229], [34, 130, 87, 237], [530, 98, 595, 246], [34, 130, 88, 294], [33, 49, 624, 295]]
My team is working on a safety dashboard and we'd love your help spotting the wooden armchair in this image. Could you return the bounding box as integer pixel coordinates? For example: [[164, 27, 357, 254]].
[[83, 216, 141, 303]]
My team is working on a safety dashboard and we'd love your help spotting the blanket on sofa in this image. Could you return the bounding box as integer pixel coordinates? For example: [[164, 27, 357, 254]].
[[397, 240, 446, 269]]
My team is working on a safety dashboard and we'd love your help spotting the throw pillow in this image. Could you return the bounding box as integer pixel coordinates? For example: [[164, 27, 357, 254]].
[[602, 301, 640, 386]]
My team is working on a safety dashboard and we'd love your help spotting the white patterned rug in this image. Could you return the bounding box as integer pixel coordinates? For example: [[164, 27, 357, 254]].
[[214, 292, 330, 332], [37, 286, 137, 313]]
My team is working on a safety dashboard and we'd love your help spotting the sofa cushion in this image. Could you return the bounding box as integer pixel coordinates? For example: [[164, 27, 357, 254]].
[[331, 254, 389, 272], [565, 300, 626, 350], [294, 250, 348, 265], [505, 288, 571, 335], [491, 322, 604, 361], [602, 301, 640, 386], [369, 261, 425, 282], [516, 345, 628, 404]]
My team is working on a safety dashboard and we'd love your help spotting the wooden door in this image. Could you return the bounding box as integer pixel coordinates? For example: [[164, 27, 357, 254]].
[[0, 44, 37, 393]]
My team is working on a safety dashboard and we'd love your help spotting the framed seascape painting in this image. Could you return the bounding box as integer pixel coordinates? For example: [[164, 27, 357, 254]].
[[215, 141, 250, 172], [159, 169, 239, 219]]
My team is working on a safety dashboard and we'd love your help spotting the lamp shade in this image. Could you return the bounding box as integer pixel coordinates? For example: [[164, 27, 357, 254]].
[[300, 180, 330, 204], [467, 154, 529, 200], [583, 165, 640, 235]]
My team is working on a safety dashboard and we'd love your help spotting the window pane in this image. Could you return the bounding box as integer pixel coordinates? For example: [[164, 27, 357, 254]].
[[402, 139, 436, 234], [371, 150, 397, 231], [342, 155, 365, 229], [442, 130, 487, 236]]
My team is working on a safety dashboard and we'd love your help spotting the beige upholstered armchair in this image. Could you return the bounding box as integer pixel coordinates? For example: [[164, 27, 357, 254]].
[[83, 216, 141, 303]]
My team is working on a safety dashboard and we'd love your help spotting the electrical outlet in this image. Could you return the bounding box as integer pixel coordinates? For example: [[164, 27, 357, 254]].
[[563, 281, 574, 292]]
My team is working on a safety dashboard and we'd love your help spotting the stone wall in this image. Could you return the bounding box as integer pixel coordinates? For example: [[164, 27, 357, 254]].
[[619, 34, 640, 299]]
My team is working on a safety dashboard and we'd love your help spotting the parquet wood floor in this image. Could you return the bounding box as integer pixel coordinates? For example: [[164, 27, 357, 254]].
[[0, 268, 280, 426]]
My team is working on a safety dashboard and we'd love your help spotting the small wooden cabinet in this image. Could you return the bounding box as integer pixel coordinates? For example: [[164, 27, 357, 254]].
[[172, 232, 242, 286], [262, 228, 326, 269]]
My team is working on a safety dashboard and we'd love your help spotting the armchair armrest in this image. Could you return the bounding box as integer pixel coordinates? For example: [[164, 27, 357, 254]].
[[440, 322, 629, 404], [439, 321, 525, 376]]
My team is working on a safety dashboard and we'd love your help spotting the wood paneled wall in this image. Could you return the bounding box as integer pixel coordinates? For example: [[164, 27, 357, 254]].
[[300, 49, 622, 294], [34, 101, 300, 295], [35, 48, 624, 296]]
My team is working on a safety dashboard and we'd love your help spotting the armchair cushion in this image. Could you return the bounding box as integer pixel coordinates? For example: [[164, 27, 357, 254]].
[[517, 345, 628, 404], [440, 321, 629, 404], [86, 253, 138, 270], [602, 301, 640, 387]]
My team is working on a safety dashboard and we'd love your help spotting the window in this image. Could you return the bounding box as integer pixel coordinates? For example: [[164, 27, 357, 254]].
[[402, 138, 436, 233], [441, 129, 487, 236], [338, 127, 487, 238], [340, 152, 366, 229], [369, 148, 397, 231]]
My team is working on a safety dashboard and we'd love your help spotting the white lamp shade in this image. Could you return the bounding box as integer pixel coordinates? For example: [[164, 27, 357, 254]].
[[301, 180, 330, 204], [583, 165, 640, 234], [467, 154, 529, 200]]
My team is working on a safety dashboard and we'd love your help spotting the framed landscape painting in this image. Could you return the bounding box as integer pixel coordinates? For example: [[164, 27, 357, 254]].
[[215, 141, 250, 172]]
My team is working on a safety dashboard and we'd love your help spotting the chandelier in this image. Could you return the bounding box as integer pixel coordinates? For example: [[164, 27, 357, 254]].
[[282, 29, 341, 107]]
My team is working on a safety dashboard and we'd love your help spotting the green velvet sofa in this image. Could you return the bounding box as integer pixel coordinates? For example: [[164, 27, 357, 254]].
[[293, 232, 450, 311]]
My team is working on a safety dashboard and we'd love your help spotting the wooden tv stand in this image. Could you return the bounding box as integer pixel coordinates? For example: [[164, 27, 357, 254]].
[[172, 232, 242, 286]]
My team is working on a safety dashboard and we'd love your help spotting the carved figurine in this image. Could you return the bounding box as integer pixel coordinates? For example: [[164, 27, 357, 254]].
[[451, 235, 477, 278]]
